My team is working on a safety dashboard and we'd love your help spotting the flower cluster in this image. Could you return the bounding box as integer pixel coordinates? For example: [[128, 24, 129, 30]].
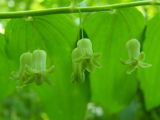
[[12, 49, 54, 87], [72, 38, 101, 83]]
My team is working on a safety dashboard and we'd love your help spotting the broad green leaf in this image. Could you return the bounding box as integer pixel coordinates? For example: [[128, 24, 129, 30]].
[[5, 14, 89, 120], [0, 33, 16, 102], [138, 14, 160, 110], [84, 8, 145, 116]]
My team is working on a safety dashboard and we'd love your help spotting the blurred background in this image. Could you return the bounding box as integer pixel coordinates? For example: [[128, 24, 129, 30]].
[[0, 0, 142, 12]]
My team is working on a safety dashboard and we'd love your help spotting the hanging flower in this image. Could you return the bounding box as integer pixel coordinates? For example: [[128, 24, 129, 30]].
[[12, 50, 54, 87], [72, 38, 101, 83], [121, 39, 152, 74]]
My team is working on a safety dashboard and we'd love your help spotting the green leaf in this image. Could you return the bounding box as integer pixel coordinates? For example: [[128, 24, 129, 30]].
[[5, 15, 90, 120], [138, 14, 160, 110], [84, 8, 145, 116], [0, 33, 16, 103]]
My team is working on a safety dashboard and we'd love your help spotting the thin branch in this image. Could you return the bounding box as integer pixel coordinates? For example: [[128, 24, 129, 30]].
[[0, 1, 160, 19]]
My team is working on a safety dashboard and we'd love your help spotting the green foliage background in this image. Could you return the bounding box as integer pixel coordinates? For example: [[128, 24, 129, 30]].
[[0, 0, 160, 120]]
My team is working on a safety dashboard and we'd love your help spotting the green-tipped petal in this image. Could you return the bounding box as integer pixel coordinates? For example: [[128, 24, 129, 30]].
[[126, 39, 140, 59], [138, 52, 145, 61], [32, 49, 47, 73], [77, 38, 93, 56], [19, 52, 32, 73], [72, 47, 83, 62], [72, 64, 85, 83], [120, 59, 133, 65], [126, 65, 137, 74], [139, 62, 152, 68]]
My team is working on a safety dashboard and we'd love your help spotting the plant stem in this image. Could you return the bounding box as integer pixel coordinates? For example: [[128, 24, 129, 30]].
[[0, 1, 160, 19]]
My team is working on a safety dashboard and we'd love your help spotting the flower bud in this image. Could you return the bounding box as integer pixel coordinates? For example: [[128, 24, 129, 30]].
[[72, 48, 82, 63], [126, 39, 140, 59], [32, 50, 46, 73], [19, 52, 32, 74], [77, 38, 93, 57]]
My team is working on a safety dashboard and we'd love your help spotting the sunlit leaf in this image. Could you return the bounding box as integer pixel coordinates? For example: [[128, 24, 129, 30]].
[[0, 33, 16, 107], [138, 14, 160, 110], [84, 8, 145, 117], [5, 14, 89, 120]]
